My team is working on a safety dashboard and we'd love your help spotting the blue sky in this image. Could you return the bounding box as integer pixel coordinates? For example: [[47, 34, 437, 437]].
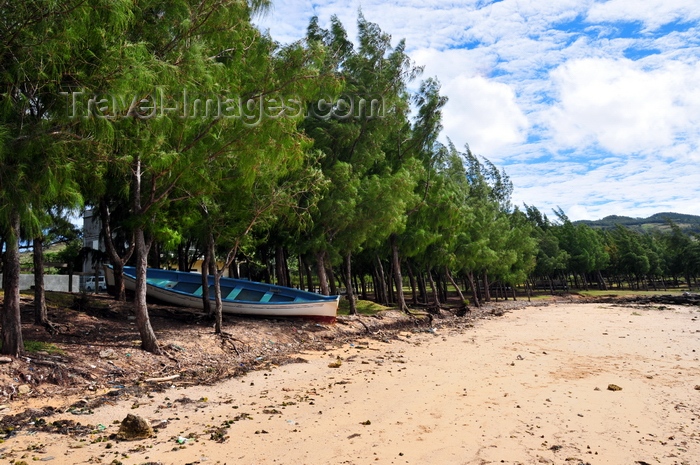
[[255, 0, 700, 221]]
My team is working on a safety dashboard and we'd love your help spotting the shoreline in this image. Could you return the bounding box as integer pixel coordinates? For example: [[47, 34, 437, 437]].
[[0, 301, 698, 464]]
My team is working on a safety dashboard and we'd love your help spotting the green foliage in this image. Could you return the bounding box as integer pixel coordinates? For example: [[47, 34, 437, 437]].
[[302, 14, 422, 260], [554, 219, 609, 275], [54, 238, 84, 273]]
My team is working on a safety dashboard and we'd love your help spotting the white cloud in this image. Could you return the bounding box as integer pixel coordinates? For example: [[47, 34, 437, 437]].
[[545, 57, 700, 156], [587, 0, 700, 31], [410, 47, 498, 83], [566, 204, 593, 221], [442, 75, 529, 157]]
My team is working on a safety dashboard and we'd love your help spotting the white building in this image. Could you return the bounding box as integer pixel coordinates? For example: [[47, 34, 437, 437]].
[[82, 208, 105, 290]]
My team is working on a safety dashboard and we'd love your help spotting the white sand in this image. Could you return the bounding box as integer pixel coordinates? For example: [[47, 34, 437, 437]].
[[3, 302, 700, 464]]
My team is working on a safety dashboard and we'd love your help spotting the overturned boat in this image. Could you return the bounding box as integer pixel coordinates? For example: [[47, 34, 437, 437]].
[[105, 266, 339, 318]]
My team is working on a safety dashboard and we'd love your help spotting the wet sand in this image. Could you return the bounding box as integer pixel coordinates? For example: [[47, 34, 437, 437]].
[[3, 302, 700, 464]]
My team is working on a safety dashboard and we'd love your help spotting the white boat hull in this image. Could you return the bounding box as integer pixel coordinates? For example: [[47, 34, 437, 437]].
[[105, 266, 339, 318], [145, 282, 339, 317]]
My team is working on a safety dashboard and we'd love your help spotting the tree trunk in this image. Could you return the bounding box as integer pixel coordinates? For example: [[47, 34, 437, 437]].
[[262, 248, 272, 284], [427, 267, 440, 307], [151, 241, 161, 269], [298, 255, 304, 291], [417, 270, 428, 304], [482, 272, 491, 302], [442, 273, 449, 302], [327, 261, 338, 296], [33, 236, 48, 326], [213, 269, 224, 334], [134, 227, 161, 354], [434, 272, 442, 302], [467, 271, 480, 308], [275, 245, 287, 287], [359, 272, 368, 300], [525, 277, 532, 302], [208, 241, 217, 277], [387, 265, 395, 304], [597, 270, 607, 290], [375, 255, 389, 306], [99, 197, 134, 301], [390, 235, 409, 313], [315, 251, 330, 296], [337, 257, 348, 292], [303, 256, 314, 293], [475, 274, 482, 302], [284, 248, 292, 289], [344, 252, 357, 315], [405, 260, 418, 305], [68, 267, 74, 293], [2, 210, 24, 357], [445, 266, 466, 304], [132, 155, 161, 355], [187, 240, 200, 272], [371, 266, 380, 302], [177, 242, 187, 271], [201, 236, 212, 316]]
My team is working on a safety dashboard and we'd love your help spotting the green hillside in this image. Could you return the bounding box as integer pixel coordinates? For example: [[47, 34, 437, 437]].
[[576, 212, 700, 234]]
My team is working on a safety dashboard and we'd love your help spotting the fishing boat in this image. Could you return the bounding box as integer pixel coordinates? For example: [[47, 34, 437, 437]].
[[104, 266, 339, 318]]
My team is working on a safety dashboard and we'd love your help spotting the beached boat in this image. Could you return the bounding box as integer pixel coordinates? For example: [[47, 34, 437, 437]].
[[104, 266, 339, 318]]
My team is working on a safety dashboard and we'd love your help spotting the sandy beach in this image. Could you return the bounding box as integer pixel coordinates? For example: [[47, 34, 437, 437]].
[[2, 301, 699, 464]]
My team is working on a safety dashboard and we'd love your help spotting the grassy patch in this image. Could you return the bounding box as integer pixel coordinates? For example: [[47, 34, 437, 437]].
[[578, 289, 685, 297], [23, 340, 65, 355], [0, 340, 65, 355], [525, 293, 558, 301], [338, 299, 392, 315], [45, 291, 78, 308]]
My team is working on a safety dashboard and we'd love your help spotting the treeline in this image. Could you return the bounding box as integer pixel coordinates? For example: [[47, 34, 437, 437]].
[[576, 212, 700, 234], [526, 208, 700, 294], [1, 1, 698, 357]]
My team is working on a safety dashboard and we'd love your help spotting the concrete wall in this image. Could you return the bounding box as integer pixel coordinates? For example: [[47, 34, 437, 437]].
[[0, 274, 80, 292]]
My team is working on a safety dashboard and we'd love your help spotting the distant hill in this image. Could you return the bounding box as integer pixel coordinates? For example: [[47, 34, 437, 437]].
[[575, 212, 700, 234]]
